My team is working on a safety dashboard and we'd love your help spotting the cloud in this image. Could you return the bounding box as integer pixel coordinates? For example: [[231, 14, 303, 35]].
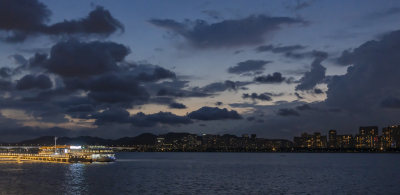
[[45, 40, 129, 77], [169, 102, 187, 109], [313, 88, 324, 94], [294, 92, 303, 99], [254, 72, 285, 83], [198, 80, 251, 93], [134, 67, 176, 82], [156, 88, 210, 98], [45, 6, 124, 36], [66, 104, 95, 113], [16, 74, 52, 90], [295, 52, 327, 91], [242, 93, 272, 101], [0, 0, 50, 41], [149, 15, 304, 48], [227, 60, 271, 75], [277, 108, 300, 116], [255, 44, 306, 53], [131, 112, 192, 127], [93, 107, 131, 124], [93, 108, 192, 127], [0, 67, 12, 78], [0, 1, 123, 42], [327, 29, 400, 111], [65, 73, 150, 104], [256, 44, 327, 61], [188, 106, 242, 120]]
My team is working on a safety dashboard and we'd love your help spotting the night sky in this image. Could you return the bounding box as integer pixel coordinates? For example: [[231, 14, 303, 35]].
[[1, 0, 400, 141]]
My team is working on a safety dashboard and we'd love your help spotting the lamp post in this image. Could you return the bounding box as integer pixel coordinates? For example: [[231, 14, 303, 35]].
[[54, 137, 58, 154]]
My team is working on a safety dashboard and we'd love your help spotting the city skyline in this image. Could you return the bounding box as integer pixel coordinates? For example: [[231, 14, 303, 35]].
[[1, 0, 400, 142], [3, 123, 400, 152]]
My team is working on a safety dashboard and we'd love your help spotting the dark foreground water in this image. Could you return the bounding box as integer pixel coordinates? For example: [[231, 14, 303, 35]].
[[0, 153, 399, 195]]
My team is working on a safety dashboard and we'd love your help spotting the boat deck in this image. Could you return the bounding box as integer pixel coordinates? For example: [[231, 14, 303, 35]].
[[0, 153, 91, 163]]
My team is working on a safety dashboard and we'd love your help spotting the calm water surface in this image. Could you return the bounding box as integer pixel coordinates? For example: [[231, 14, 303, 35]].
[[0, 153, 399, 194]]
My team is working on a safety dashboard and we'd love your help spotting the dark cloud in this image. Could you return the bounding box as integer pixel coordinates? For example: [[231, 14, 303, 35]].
[[255, 44, 306, 53], [28, 53, 48, 68], [228, 60, 271, 75], [294, 92, 303, 99], [380, 97, 400, 109], [313, 88, 324, 94], [199, 80, 251, 93], [254, 72, 285, 83], [277, 108, 300, 116], [169, 102, 187, 109], [283, 50, 327, 60], [74, 74, 149, 104], [156, 88, 209, 98], [295, 52, 327, 91], [45, 40, 129, 77], [45, 6, 124, 36], [149, 15, 305, 48], [0, 0, 50, 42], [93, 107, 131, 125], [132, 112, 192, 127], [16, 74, 52, 90], [0, 67, 12, 78], [149, 96, 175, 105], [242, 93, 272, 101], [264, 92, 285, 97], [135, 67, 176, 82], [0, 1, 123, 42], [188, 106, 242, 120], [327, 30, 400, 111], [66, 104, 95, 113], [254, 44, 329, 62], [145, 79, 209, 98], [215, 101, 223, 106], [93, 108, 192, 127]]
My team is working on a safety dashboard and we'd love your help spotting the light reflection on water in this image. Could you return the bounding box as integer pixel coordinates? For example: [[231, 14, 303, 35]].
[[64, 163, 87, 195], [0, 153, 399, 194]]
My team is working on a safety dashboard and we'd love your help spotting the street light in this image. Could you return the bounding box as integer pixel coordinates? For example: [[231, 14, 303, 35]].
[[54, 136, 58, 154]]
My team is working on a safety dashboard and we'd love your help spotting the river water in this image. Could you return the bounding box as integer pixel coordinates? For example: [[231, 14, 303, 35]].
[[0, 153, 399, 194]]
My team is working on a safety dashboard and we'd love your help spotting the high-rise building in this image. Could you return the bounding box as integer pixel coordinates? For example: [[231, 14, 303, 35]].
[[328, 130, 337, 148], [382, 125, 400, 149], [293, 132, 327, 149], [337, 134, 353, 148], [356, 126, 379, 149]]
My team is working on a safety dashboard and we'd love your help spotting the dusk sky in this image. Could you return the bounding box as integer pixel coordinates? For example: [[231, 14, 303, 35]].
[[1, 0, 400, 141]]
